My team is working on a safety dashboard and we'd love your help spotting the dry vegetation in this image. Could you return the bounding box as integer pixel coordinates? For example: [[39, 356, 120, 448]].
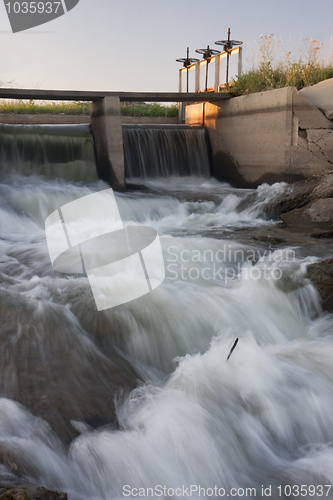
[[229, 35, 333, 96]]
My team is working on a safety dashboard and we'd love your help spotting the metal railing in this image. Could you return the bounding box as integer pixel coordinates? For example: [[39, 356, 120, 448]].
[[178, 45, 242, 94]]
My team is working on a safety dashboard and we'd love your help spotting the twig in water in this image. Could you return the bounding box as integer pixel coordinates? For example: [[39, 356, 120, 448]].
[[227, 338, 239, 360]]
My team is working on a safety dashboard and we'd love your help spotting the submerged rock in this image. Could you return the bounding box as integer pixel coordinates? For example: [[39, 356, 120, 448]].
[[0, 481, 67, 500], [306, 258, 333, 312], [267, 171, 333, 230], [0, 289, 141, 443], [310, 230, 333, 238], [274, 171, 333, 215], [281, 198, 333, 228]]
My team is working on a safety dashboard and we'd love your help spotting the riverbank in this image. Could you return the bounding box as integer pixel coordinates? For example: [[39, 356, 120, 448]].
[[274, 171, 333, 312], [273, 170, 333, 230]]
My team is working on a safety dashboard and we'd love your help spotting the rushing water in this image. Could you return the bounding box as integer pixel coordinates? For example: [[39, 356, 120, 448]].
[[0, 124, 211, 181], [1, 170, 333, 500], [123, 126, 211, 178], [0, 124, 98, 181]]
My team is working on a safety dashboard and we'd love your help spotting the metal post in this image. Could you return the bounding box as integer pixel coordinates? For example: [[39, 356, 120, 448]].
[[186, 47, 190, 93], [238, 46, 243, 77], [215, 29, 243, 89], [176, 48, 199, 94], [226, 28, 231, 89], [195, 45, 220, 92]]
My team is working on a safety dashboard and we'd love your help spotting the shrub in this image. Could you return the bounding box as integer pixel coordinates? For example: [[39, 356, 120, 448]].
[[229, 35, 333, 97]]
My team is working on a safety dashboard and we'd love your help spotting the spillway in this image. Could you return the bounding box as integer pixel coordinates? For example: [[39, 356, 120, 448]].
[[123, 125, 211, 179], [0, 123, 98, 181]]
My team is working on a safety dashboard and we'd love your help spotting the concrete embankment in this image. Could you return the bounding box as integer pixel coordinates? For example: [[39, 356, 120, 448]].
[[266, 169, 333, 313], [185, 81, 333, 187]]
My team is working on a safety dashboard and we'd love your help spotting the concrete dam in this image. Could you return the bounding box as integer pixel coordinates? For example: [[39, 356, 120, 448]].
[[1, 84, 332, 189], [0, 122, 212, 181]]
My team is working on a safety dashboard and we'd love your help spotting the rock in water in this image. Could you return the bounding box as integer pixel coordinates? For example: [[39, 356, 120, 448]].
[[306, 258, 333, 312], [0, 289, 141, 443], [269, 171, 333, 216], [281, 198, 333, 228], [0, 480, 67, 499]]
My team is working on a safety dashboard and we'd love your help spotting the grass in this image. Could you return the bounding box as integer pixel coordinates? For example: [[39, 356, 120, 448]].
[[121, 102, 178, 117], [0, 99, 179, 117], [0, 99, 91, 114], [229, 35, 333, 97]]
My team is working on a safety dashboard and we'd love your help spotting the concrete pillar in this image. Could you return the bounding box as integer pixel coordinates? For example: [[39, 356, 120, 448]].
[[90, 97, 125, 191], [178, 102, 185, 123], [195, 61, 201, 92], [238, 47, 243, 77], [178, 70, 184, 123], [179, 69, 183, 93], [214, 54, 221, 92]]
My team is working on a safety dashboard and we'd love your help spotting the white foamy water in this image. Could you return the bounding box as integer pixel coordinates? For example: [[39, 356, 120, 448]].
[[0, 174, 333, 500]]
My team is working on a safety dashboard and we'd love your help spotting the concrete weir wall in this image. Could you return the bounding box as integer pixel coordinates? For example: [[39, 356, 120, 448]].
[[0, 114, 178, 125], [0, 103, 177, 191], [90, 99, 177, 190], [185, 87, 333, 187], [90, 97, 125, 191]]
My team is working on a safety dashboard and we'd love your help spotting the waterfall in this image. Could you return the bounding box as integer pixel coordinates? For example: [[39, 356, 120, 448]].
[[0, 123, 98, 182], [123, 125, 211, 179], [0, 123, 211, 183]]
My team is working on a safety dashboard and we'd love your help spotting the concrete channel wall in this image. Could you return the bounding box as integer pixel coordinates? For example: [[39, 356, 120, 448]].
[[185, 86, 333, 187]]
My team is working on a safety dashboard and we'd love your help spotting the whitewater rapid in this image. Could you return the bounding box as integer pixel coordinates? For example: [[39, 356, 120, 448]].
[[0, 174, 333, 500]]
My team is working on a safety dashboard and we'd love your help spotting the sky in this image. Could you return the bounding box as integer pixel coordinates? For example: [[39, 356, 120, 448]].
[[1, 0, 333, 93]]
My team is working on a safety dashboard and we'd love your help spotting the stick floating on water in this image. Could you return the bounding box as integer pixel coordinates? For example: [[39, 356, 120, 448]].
[[227, 338, 239, 360]]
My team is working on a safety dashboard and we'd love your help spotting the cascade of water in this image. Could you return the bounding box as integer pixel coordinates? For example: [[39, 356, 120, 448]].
[[123, 125, 211, 179], [0, 124, 98, 182]]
